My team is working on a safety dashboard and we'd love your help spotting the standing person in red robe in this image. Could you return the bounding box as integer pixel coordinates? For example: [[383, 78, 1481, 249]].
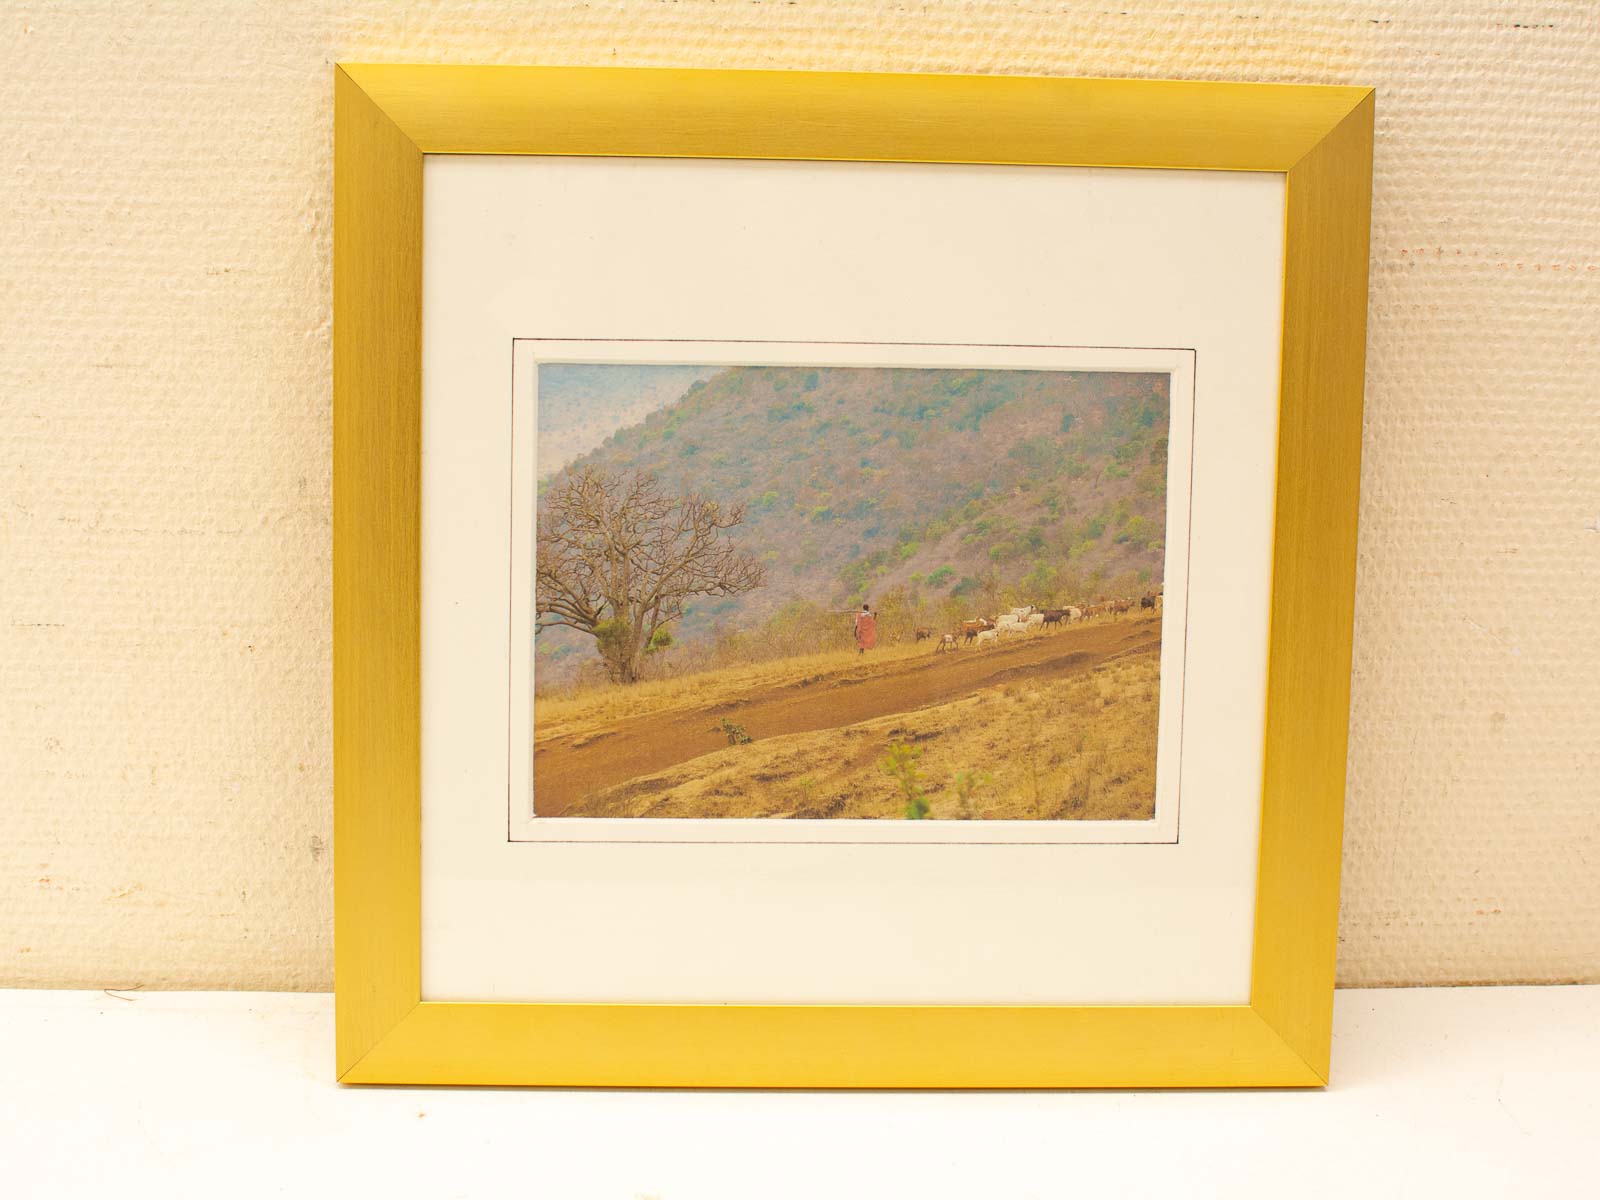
[[854, 603, 877, 654]]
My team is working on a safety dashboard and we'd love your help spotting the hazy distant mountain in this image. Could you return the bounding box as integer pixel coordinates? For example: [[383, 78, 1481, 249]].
[[537, 363, 719, 471], [537, 365, 1170, 677]]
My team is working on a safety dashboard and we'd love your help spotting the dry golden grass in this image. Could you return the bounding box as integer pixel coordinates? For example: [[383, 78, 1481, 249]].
[[567, 642, 1160, 821]]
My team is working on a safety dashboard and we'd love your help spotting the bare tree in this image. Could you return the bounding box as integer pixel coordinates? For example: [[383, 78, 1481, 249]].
[[536, 466, 766, 683]]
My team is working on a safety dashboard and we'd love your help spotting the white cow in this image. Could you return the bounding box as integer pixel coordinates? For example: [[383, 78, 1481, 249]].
[[974, 629, 999, 647]]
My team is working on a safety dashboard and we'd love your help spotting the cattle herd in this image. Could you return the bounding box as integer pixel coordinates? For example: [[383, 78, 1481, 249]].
[[912, 589, 1162, 653]]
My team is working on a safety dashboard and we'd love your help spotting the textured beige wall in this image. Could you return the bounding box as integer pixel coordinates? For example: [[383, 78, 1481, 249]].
[[3, 2, 1597, 991]]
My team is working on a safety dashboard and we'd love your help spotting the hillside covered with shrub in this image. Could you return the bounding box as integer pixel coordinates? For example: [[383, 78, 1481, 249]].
[[536, 365, 1170, 683]]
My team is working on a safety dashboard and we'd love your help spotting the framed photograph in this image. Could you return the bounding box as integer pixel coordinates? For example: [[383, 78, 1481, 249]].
[[334, 65, 1373, 1087]]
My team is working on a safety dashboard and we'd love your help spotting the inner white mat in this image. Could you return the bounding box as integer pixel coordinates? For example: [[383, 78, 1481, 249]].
[[420, 155, 1284, 1004]]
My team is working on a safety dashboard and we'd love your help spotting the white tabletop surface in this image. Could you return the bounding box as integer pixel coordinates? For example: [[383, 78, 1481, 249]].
[[2, 984, 1594, 1199]]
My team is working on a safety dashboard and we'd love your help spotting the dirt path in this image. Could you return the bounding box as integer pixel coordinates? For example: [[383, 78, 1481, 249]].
[[533, 614, 1161, 816]]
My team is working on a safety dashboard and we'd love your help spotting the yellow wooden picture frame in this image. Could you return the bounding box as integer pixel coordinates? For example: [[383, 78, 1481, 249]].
[[334, 64, 1372, 1087]]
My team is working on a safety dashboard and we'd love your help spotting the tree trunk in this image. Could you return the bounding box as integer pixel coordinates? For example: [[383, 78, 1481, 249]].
[[602, 618, 647, 684]]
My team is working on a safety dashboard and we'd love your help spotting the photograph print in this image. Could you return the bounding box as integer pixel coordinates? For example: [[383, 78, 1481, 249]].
[[530, 353, 1185, 823]]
